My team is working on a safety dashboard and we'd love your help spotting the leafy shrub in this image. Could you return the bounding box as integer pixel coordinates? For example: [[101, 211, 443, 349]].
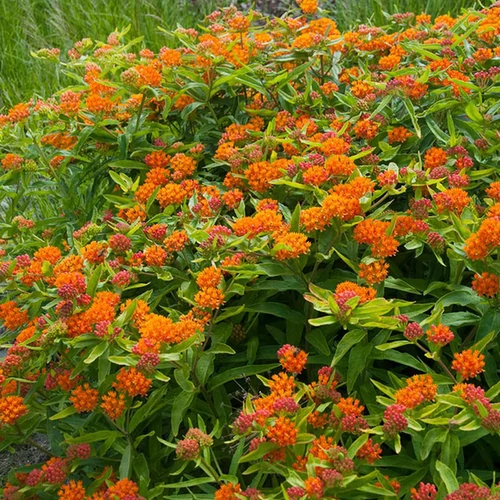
[[0, 2, 500, 499]]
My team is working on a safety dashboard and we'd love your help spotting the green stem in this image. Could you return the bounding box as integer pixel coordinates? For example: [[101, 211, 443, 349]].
[[200, 456, 220, 482], [15, 423, 54, 457]]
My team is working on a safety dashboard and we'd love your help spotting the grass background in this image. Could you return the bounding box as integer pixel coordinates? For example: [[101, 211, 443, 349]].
[[0, 0, 480, 109]]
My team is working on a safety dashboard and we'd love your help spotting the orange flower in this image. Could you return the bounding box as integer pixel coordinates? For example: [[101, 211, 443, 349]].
[[303, 165, 328, 186], [0, 395, 28, 425], [452, 350, 485, 380], [81, 241, 108, 264], [354, 119, 379, 140], [351, 80, 373, 99], [1, 153, 23, 170], [434, 188, 471, 215], [334, 281, 376, 303], [426, 324, 454, 346], [325, 155, 356, 176], [144, 245, 167, 267], [70, 383, 99, 413], [356, 438, 382, 464], [307, 411, 328, 429], [194, 287, 225, 309], [320, 137, 350, 156], [424, 147, 447, 170], [164, 230, 189, 252], [58, 480, 86, 500], [113, 367, 152, 398], [246, 160, 283, 192], [273, 232, 311, 260], [486, 181, 500, 202], [300, 207, 330, 232], [304, 477, 324, 498], [197, 266, 223, 289], [266, 416, 298, 446], [135, 64, 162, 87], [0, 301, 29, 330], [297, 0, 318, 14], [278, 345, 308, 374], [337, 397, 364, 416], [395, 374, 437, 409], [106, 479, 140, 499], [387, 127, 413, 144], [101, 391, 126, 420], [170, 153, 196, 180], [354, 219, 399, 258], [472, 272, 500, 297], [232, 210, 284, 238], [269, 372, 295, 399], [322, 192, 362, 222], [359, 259, 389, 284], [215, 483, 242, 500]]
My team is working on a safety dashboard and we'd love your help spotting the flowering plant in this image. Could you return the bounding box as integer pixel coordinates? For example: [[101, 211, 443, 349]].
[[1, 1, 500, 498]]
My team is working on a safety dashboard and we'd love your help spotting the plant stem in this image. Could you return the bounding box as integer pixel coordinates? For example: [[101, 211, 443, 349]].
[[15, 423, 54, 457]]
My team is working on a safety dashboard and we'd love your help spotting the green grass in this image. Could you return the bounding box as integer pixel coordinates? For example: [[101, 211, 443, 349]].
[[0, 0, 481, 109], [0, 0, 225, 108], [332, 0, 480, 28]]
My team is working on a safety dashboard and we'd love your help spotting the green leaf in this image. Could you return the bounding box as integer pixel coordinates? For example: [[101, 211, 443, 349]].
[[67, 431, 122, 444], [239, 442, 279, 463], [403, 98, 421, 138], [120, 444, 132, 479], [245, 303, 304, 323], [87, 264, 103, 296], [435, 460, 459, 494], [163, 477, 215, 488], [172, 391, 195, 436], [419, 428, 448, 460], [305, 329, 330, 356], [290, 203, 301, 232], [332, 329, 366, 367], [376, 341, 411, 351], [207, 364, 280, 391], [49, 406, 77, 421], [84, 341, 108, 364]]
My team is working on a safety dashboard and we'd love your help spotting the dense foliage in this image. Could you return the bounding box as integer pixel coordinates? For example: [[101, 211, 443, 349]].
[[1, 1, 500, 499]]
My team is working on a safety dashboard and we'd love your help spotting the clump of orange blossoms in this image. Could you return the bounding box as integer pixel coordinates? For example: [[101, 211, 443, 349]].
[[426, 324, 454, 346], [395, 374, 437, 409], [70, 383, 99, 413], [277, 345, 308, 374], [452, 350, 485, 380], [0, 395, 28, 425], [472, 272, 500, 297], [113, 367, 152, 397]]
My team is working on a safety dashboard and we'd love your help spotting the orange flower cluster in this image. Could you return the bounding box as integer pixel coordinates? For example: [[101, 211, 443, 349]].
[[434, 188, 471, 214], [426, 324, 454, 346], [464, 218, 500, 260], [267, 416, 298, 446], [395, 374, 437, 409], [452, 350, 485, 380], [113, 367, 152, 397], [70, 383, 99, 413], [277, 345, 308, 374], [215, 483, 242, 500], [195, 265, 225, 310], [358, 259, 389, 284], [353, 219, 399, 258], [0, 395, 28, 425], [101, 391, 126, 420], [0, 301, 29, 330], [273, 231, 311, 260], [424, 147, 447, 170], [334, 281, 376, 303], [472, 272, 500, 297]]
